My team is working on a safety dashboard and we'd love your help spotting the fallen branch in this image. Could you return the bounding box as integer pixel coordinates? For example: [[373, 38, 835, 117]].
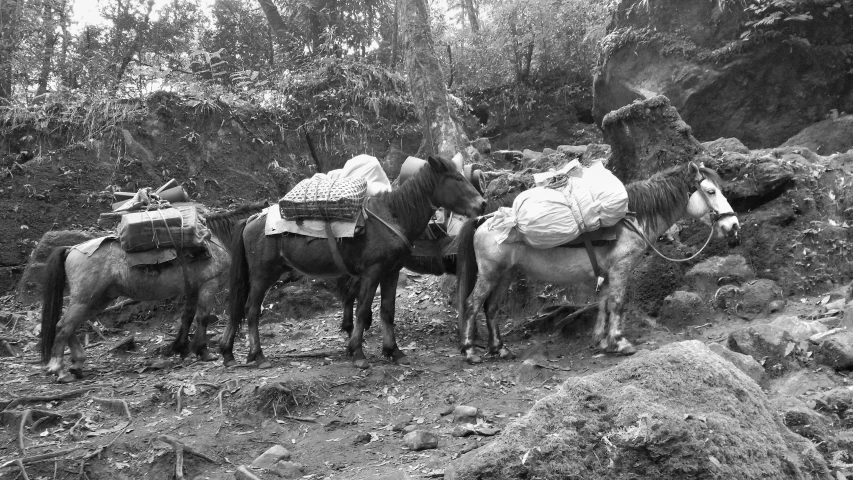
[[86, 321, 107, 342], [176, 386, 182, 414], [156, 435, 218, 464], [216, 389, 227, 417], [551, 304, 597, 331], [278, 415, 317, 423], [3, 386, 102, 411], [18, 410, 30, 453], [0, 447, 81, 469], [15, 459, 29, 480], [102, 299, 139, 314], [91, 398, 132, 422], [109, 335, 135, 351]]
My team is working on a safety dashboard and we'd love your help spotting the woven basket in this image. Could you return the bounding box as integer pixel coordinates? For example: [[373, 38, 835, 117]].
[[280, 176, 367, 220]]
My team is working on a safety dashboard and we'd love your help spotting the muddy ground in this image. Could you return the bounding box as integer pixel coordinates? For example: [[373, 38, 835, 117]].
[[0, 268, 848, 480]]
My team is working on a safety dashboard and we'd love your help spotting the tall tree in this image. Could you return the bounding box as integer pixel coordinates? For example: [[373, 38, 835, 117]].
[[0, 0, 20, 100], [400, 0, 469, 160], [35, 0, 64, 100]]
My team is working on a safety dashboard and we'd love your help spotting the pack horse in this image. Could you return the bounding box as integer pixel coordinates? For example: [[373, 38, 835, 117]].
[[457, 162, 740, 363], [40, 203, 266, 380], [221, 156, 486, 369]]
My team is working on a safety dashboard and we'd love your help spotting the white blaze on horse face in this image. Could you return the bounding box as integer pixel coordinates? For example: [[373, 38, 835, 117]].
[[686, 178, 739, 237]]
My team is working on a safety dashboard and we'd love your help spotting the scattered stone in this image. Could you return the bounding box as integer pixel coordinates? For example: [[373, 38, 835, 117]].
[[392, 422, 407, 432], [439, 405, 454, 416], [727, 324, 796, 371], [741, 279, 782, 314], [814, 387, 853, 420], [556, 145, 587, 158], [272, 461, 305, 479], [522, 149, 542, 161], [769, 316, 828, 342], [445, 341, 829, 479], [685, 255, 755, 296], [813, 330, 853, 370], [452, 424, 476, 438], [768, 300, 786, 314], [771, 396, 831, 444], [352, 432, 371, 445], [702, 137, 750, 155], [403, 431, 438, 451], [713, 284, 743, 312], [707, 342, 763, 383], [234, 466, 262, 480], [771, 370, 839, 398], [658, 291, 707, 330], [474, 426, 500, 436], [251, 445, 291, 469], [402, 424, 419, 435], [453, 406, 479, 423]]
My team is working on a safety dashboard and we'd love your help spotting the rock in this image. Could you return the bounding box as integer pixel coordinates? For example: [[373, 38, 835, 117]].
[[705, 154, 796, 207], [781, 115, 853, 155], [471, 137, 492, 155], [658, 291, 707, 330], [452, 424, 476, 437], [16, 230, 100, 303], [771, 370, 839, 398], [707, 342, 763, 383], [814, 387, 853, 420], [453, 405, 479, 423], [771, 396, 831, 445], [234, 466, 262, 480], [685, 255, 754, 296], [727, 324, 795, 370], [740, 279, 781, 315], [272, 461, 305, 479], [401, 424, 418, 434], [579, 143, 612, 166], [769, 316, 828, 342], [713, 284, 743, 312], [250, 445, 291, 469], [352, 432, 371, 445], [702, 138, 750, 155], [439, 405, 454, 416], [556, 145, 587, 158], [592, 0, 853, 148], [768, 300, 786, 314], [813, 331, 853, 370], [522, 149, 542, 161], [445, 341, 829, 479], [403, 431, 438, 451], [601, 96, 706, 183]]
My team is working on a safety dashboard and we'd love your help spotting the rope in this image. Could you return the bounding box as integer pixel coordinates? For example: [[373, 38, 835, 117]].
[[363, 199, 413, 251], [622, 216, 716, 263]]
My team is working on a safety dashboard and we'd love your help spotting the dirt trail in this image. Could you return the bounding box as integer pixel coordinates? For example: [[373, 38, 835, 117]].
[[0, 273, 847, 480]]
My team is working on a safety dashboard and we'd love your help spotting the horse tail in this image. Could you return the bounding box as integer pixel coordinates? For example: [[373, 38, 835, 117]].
[[456, 217, 486, 337], [41, 246, 69, 364], [228, 220, 250, 333]]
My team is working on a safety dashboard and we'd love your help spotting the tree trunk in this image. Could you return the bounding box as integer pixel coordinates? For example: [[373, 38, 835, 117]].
[[0, 0, 19, 101], [35, 0, 59, 101], [400, 0, 469, 160], [257, 0, 289, 44], [115, 0, 154, 83], [463, 0, 478, 33]]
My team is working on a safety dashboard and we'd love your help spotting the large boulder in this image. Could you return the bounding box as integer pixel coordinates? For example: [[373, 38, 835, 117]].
[[16, 230, 101, 303], [781, 115, 853, 155], [601, 96, 707, 183], [593, 0, 853, 148], [446, 341, 829, 480]]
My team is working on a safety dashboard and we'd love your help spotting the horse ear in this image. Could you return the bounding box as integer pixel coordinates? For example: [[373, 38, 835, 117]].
[[427, 156, 446, 172], [688, 162, 702, 182]]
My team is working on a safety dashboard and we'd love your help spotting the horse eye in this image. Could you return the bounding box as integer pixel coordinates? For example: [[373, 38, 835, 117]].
[[706, 189, 716, 195]]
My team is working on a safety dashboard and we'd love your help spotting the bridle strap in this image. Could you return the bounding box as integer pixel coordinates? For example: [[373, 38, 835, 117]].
[[363, 199, 414, 251]]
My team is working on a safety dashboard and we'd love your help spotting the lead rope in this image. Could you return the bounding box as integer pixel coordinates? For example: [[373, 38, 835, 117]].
[[621, 213, 716, 263]]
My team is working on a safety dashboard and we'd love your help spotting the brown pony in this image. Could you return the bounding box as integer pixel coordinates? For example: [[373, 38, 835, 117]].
[[456, 162, 740, 363], [220, 156, 486, 369], [41, 203, 266, 381]]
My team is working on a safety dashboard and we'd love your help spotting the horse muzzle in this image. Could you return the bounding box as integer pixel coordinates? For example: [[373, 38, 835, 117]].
[[467, 198, 487, 217]]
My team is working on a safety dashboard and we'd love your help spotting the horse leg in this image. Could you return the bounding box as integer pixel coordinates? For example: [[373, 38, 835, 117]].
[[245, 284, 271, 369], [378, 270, 408, 365], [594, 285, 610, 351], [172, 290, 199, 357], [349, 269, 381, 369], [337, 276, 357, 337], [46, 303, 97, 377], [67, 334, 86, 380], [604, 271, 636, 356], [461, 274, 500, 364], [190, 284, 219, 362], [484, 274, 514, 360]]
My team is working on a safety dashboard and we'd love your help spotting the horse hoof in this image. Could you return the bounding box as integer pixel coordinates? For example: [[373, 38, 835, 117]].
[[223, 359, 237, 367], [353, 359, 370, 369], [199, 352, 218, 362], [465, 353, 483, 364], [394, 355, 410, 366], [498, 347, 514, 360], [258, 360, 273, 369], [616, 338, 636, 356]]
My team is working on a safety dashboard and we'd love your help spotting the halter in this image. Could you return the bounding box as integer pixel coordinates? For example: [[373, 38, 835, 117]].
[[622, 173, 736, 263]]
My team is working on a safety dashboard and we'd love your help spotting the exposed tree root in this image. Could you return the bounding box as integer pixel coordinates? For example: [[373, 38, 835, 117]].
[[0, 447, 81, 469], [279, 415, 317, 423], [18, 410, 30, 453], [157, 434, 218, 480], [2, 386, 103, 410]]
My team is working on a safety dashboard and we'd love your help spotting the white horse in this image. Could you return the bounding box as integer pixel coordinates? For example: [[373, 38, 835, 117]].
[[456, 162, 740, 363]]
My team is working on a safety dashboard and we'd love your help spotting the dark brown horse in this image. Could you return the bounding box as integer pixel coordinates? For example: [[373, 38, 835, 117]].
[[337, 191, 522, 336], [456, 162, 741, 363], [220, 156, 486, 369], [41, 203, 266, 381]]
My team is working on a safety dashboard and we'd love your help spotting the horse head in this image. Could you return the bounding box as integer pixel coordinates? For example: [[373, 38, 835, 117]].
[[686, 162, 740, 240], [427, 156, 486, 218]]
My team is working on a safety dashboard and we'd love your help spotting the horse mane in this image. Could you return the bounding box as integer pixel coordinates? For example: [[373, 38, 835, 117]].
[[626, 164, 722, 232], [205, 202, 268, 241], [376, 157, 454, 225]]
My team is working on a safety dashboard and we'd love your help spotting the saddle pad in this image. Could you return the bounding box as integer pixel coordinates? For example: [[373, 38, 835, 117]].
[[264, 205, 363, 238], [72, 236, 117, 257], [126, 248, 178, 267]]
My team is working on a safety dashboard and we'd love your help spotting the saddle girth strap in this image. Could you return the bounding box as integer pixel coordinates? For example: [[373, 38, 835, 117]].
[[324, 222, 353, 276], [582, 234, 606, 292]]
